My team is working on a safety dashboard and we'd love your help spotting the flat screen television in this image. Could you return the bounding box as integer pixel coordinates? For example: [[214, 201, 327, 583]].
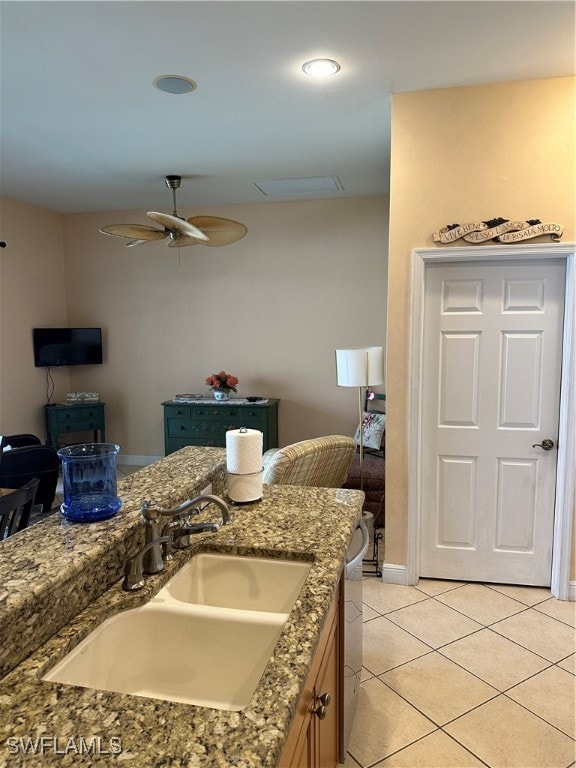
[[33, 327, 103, 367]]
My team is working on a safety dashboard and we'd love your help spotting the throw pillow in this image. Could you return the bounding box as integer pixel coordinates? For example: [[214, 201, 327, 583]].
[[354, 411, 386, 450]]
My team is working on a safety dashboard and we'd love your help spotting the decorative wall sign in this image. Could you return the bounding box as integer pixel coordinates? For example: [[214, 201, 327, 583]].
[[433, 218, 563, 245]]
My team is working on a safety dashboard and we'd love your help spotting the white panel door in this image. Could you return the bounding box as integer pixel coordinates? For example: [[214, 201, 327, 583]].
[[419, 259, 565, 586]]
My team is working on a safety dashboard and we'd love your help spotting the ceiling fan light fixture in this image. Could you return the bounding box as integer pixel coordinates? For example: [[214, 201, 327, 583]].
[[302, 58, 340, 78], [153, 75, 197, 94]]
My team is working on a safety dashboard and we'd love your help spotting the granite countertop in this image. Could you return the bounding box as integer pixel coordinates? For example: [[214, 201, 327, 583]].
[[0, 448, 364, 767]]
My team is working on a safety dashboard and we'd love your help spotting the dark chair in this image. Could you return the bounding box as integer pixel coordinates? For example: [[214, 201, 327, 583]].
[[0, 478, 40, 539], [0, 434, 59, 513]]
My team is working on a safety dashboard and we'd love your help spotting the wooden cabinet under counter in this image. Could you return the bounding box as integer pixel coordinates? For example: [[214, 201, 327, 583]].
[[278, 582, 341, 768]]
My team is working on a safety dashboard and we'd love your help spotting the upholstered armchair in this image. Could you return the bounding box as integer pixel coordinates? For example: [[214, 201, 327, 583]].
[[0, 434, 59, 513], [262, 435, 356, 488]]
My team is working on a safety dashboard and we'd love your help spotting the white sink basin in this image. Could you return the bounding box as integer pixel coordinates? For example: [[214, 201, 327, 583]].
[[43, 552, 312, 710], [43, 602, 286, 711], [156, 553, 312, 613]]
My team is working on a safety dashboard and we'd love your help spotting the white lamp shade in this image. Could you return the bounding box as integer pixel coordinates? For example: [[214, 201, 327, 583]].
[[335, 347, 384, 387]]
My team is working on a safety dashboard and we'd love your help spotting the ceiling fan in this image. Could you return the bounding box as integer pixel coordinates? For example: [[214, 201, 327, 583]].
[[99, 175, 247, 248]]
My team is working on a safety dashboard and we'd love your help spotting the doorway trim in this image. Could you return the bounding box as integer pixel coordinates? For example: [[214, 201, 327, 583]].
[[408, 243, 575, 600]]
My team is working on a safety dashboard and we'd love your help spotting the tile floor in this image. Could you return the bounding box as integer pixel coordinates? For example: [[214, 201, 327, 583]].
[[345, 578, 576, 768]]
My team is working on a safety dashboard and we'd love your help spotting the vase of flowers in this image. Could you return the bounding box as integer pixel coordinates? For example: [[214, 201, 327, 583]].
[[205, 370, 239, 401]]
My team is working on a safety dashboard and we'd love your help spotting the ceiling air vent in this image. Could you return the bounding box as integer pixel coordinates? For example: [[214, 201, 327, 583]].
[[253, 176, 344, 197]]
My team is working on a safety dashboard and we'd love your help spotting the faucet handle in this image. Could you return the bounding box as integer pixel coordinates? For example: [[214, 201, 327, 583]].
[[122, 535, 171, 591]]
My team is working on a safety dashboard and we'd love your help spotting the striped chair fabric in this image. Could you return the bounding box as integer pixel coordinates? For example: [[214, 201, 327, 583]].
[[262, 435, 356, 488]]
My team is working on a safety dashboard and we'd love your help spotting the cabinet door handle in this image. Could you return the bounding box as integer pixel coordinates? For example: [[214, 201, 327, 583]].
[[312, 692, 332, 720]]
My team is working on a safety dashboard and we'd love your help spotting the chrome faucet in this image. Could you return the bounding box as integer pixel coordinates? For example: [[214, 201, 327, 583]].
[[123, 535, 171, 591], [139, 494, 230, 575]]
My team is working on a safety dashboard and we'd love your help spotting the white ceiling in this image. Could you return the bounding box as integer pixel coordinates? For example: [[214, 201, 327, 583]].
[[1, 1, 574, 214]]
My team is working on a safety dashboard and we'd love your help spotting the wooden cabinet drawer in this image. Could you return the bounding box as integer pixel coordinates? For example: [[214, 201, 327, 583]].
[[162, 405, 191, 419], [56, 410, 103, 428], [167, 418, 242, 440], [162, 399, 279, 454]]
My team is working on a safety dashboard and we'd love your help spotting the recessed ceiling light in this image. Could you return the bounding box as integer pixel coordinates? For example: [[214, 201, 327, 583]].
[[153, 75, 197, 94], [302, 59, 341, 78]]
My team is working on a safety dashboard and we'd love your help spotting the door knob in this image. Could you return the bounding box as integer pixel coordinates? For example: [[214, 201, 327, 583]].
[[532, 439, 554, 451]]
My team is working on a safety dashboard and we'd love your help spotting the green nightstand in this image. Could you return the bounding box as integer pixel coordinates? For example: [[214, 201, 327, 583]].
[[45, 402, 106, 449]]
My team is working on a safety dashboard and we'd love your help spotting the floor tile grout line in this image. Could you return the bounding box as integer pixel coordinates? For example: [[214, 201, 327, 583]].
[[362, 591, 430, 616], [354, 670, 573, 768], [433, 642, 555, 694], [348, 723, 442, 768], [374, 673, 575, 754], [363, 610, 569, 683], [531, 603, 576, 629], [498, 689, 576, 741], [365, 676, 507, 765], [429, 591, 529, 628], [481, 581, 553, 608], [353, 725, 494, 768], [408, 593, 575, 656], [434, 624, 560, 674], [375, 660, 502, 724], [487, 603, 576, 633], [412, 581, 468, 598], [555, 655, 576, 671], [362, 598, 573, 666]]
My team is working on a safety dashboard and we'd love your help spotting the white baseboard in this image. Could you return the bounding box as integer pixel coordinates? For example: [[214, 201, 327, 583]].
[[569, 581, 576, 601], [381, 563, 410, 585], [117, 455, 161, 467]]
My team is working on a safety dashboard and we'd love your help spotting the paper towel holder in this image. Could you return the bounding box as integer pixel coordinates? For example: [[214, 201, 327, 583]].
[[226, 468, 264, 505]]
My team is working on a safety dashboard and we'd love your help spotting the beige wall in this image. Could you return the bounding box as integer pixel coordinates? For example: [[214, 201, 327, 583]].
[[385, 77, 576, 579], [0, 197, 70, 435], [0, 196, 386, 456]]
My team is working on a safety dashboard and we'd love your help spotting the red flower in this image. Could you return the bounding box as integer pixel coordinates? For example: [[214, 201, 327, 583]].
[[206, 370, 238, 393]]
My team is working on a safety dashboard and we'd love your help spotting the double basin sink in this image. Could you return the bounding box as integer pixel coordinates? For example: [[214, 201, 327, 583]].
[[43, 553, 311, 711]]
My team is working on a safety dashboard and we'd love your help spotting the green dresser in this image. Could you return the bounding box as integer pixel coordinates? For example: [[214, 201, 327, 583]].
[[45, 402, 106, 449], [162, 399, 279, 455]]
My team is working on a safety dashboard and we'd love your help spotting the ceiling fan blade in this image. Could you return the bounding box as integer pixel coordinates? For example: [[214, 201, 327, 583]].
[[147, 211, 209, 241], [187, 216, 248, 247], [99, 224, 166, 241]]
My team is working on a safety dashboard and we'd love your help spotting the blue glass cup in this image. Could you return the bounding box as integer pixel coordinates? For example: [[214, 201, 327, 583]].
[[57, 443, 122, 522]]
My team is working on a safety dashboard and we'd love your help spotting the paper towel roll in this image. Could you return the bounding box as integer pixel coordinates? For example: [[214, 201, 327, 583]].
[[227, 471, 263, 503], [226, 428, 263, 474]]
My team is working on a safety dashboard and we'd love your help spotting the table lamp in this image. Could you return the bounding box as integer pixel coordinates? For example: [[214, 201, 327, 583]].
[[335, 346, 384, 489]]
